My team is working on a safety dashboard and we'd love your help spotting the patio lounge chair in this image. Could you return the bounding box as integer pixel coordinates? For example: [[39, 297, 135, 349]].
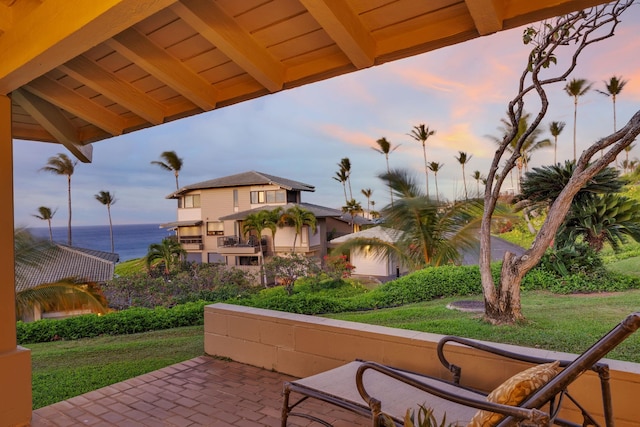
[[281, 312, 640, 426]]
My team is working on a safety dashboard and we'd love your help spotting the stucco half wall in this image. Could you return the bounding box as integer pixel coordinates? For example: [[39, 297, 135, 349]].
[[204, 303, 640, 427]]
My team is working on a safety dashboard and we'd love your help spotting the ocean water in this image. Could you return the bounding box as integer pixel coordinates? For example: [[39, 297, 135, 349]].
[[29, 224, 175, 262]]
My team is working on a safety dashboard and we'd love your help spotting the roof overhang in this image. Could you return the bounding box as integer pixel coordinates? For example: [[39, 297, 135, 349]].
[[159, 220, 203, 229]]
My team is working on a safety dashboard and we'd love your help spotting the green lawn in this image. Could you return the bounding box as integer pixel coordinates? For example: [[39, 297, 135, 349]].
[[28, 325, 204, 409], [326, 290, 640, 363], [606, 256, 640, 277]]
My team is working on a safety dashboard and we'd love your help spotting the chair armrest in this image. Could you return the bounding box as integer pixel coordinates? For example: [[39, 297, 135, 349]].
[[355, 361, 549, 426]]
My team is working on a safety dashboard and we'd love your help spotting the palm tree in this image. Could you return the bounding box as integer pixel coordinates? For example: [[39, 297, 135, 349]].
[[598, 76, 628, 133], [564, 78, 593, 161], [145, 238, 186, 276], [151, 150, 183, 190], [333, 168, 349, 204], [40, 153, 76, 246], [623, 144, 636, 173], [369, 200, 379, 219], [339, 157, 353, 200], [427, 162, 443, 203], [263, 207, 283, 255], [454, 151, 472, 200], [549, 121, 566, 165], [361, 188, 373, 219], [472, 171, 485, 196], [373, 137, 399, 205], [280, 205, 317, 252], [32, 206, 57, 242], [408, 124, 436, 197], [242, 211, 269, 257], [342, 199, 363, 231], [95, 191, 117, 253], [333, 169, 485, 269]]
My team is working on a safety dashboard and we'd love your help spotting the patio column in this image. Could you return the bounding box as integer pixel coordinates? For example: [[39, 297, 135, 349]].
[[0, 94, 32, 426]]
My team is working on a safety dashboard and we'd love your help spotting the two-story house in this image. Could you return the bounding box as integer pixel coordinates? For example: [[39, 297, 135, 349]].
[[161, 171, 358, 267]]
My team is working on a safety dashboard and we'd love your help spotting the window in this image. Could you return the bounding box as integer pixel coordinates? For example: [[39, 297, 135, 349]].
[[233, 189, 239, 208], [181, 194, 200, 208], [207, 221, 224, 236], [250, 190, 286, 204]]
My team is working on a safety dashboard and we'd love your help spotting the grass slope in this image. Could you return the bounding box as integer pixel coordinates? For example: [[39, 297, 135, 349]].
[[29, 325, 203, 409]]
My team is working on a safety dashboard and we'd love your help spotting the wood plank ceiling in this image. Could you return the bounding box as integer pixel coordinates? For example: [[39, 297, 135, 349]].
[[0, 0, 608, 163]]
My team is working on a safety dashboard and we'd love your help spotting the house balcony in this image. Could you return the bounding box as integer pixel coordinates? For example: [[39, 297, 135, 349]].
[[216, 235, 267, 255]]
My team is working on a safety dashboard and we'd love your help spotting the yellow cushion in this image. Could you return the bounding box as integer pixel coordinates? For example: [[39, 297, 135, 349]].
[[467, 361, 561, 427]]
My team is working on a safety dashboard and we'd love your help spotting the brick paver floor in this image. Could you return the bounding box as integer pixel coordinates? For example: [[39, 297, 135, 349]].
[[31, 356, 368, 426]]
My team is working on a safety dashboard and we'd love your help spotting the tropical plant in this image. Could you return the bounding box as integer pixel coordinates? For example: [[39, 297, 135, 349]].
[[280, 205, 317, 252], [340, 157, 353, 200], [427, 162, 444, 203], [373, 137, 399, 205], [549, 121, 566, 165], [95, 190, 117, 253], [40, 153, 77, 246], [342, 199, 363, 231], [263, 254, 320, 295], [263, 207, 284, 254], [151, 150, 183, 190], [334, 169, 485, 270], [32, 206, 57, 242], [478, 2, 636, 324], [242, 211, 269, 257], [565, 78, 593, 161], [361, 188, 373, 219], [472, 171, 485, 197], [408, 124, 436, 197], [598, 75, 628, 133], [145, 238, 186, 276], [454, 151, 472, 199], [333, 168, 349, 204], [623, 143, 636, 173]]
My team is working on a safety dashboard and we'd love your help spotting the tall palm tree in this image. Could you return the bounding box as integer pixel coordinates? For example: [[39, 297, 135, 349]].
[[339, 157, 353, 200], [281, 205, 317, 252], [361, 188, 373, 219], [472, 170, 485, 196], [151, 150, 183, 190], [373, 137, 399, 205], [242, 211, 269, 257], [95, 191, 117, 253], [32, 206, 57, 242], [333, 169, 485, 269], [549, 121, 566, 165], [40, 153, 76, 246], [333, 168, 349, 204], [455, 151, 472, 200], [427, 162, 443, 203], [145, 238, 186, 276], [598, 76, 628, 166], [408, 124, 436, 197], [564, 78, 593, 162], [623, 143, 636, 173], [263, 207, 283, 255]]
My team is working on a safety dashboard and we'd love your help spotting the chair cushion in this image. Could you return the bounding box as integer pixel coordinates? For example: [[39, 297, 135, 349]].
[[467, 361, 561, 427]]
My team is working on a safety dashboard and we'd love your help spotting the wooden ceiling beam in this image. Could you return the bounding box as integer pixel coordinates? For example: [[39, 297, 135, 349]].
[[12, 88, 93, 163], [59, 56, 166, 125], [0, 0, 178, 94], [299, 0, 375, 69], [171, 0, 284, 92], [465, 0, 504, 35], [106, 27, 218, 111], [24, 76, 125, 136]]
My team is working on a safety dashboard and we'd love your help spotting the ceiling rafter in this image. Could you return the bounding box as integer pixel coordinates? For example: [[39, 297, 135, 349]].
[[298, 0, 375, 69], [12, 88, 93, 163], [171, 0, 284, 93], [465, 0, 504, 35], [0, 0, 178, 95], [59, 55, 166, 125], [106, 27, 218, 111], [24, 76, 126, 136]]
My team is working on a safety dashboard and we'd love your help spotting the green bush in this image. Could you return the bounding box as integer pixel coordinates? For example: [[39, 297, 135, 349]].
[[17, 301, 207, 344]]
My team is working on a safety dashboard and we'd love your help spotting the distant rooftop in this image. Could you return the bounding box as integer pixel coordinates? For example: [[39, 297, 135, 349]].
[[168, 171, 315, 198], [220, 202, 344, 221]]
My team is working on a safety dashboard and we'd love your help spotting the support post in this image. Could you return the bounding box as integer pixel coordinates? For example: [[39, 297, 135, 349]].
[[0, 94, 32, 426]]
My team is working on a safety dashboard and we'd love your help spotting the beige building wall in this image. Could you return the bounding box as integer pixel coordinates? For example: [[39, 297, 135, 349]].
[[205, 303, 640, 427]]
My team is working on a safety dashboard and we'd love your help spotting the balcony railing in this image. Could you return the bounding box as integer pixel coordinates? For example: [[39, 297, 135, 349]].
[[217, 235, 267, 248]]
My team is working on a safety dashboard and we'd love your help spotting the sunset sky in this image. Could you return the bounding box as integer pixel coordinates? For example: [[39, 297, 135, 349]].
[[13, 9, 640, 228]]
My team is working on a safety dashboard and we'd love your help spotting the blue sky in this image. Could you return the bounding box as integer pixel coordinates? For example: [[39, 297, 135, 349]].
[[13, 11, 640, 228]]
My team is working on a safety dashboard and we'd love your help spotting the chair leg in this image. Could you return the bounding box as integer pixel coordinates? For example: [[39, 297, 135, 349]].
[[281, 384, 291, 427]]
